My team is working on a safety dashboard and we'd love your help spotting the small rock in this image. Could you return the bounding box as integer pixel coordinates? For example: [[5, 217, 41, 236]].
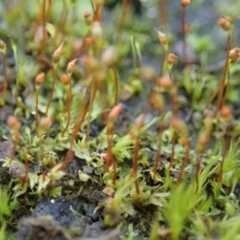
[[17, 217, 69, 240], [0, 141, 14, 160]]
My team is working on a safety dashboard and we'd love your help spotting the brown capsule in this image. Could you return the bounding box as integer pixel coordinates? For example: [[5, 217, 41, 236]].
[[52, 42, 64, 64], [157, 31, 168, 48], [40, 116, 53, 128], [167, 53, 177, 66], [84, 11, 93, 26], [7, 115, 21, 130], [35, 72, 45, 85], [198, 131, 210, 147], [182, 0, 191, 6], [150, 92, 164, 110], [141, 66, 156, 81], [180, 136, 189, 146], [67, 59, 78, 75], [229, 47, 240, 63], [217, 16, 232, 32], [158, 77, 173, 89], [171, 117, 188, 136], [0, 40, 6, 54], [108, 103, 123, 122], [221, 105, 232, 120], [61, 74, 70, 85]]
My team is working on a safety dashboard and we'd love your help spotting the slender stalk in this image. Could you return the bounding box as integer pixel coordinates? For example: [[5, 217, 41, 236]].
[[130, 113, 146, 195], [195, 153, 202, 192], [159, 54, 166, 76], [112, 159, 117, 185], [99, 82, 108, 123], [215, 35, 231, 115], [35, 88, 40, 137], [117, 0, 131, 40], [131, 133, 140, 195], [177, 144, 189, 184], [105, 104, 123, 173], [61, 84, 71, 137], [45, 67, 56, 117], [181, 5, 187, 63], [47, 0, 52, 22], [58, 86, 91, 171], [40, 0, 47, 58], [159, 0, 168, 31], [207, 34, 231, 112], [222, 70, 230, 108], [105, 132, 114, 172], [0, 53, 8, 98], [58, 1, 68, 34], [93, 1, 104, 21], [9, 144, 16, 165], [168, 130, 177, 169], [112, 64, 119, 106], [85, 77, 98, 143], [218, 124, 232, 184], [22, 147, 30, 186], [153, 116, 164, 180]]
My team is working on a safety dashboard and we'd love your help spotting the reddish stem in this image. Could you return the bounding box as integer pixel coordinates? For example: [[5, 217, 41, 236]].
[[0, 53, 8, 98], [131, 133, 140, 195], [112, 64, 119, 106], [117, 0, 132, 40], [93, 1, 104, 21], [168, 130, 177, 169], [215, 35, 231, 116], [181, 5, 188, 63], [58, 86, 92, 171], [40, 0, 47, 58], [159, 0, 168, 30], [61, 84, 71, 137], [207, 34, 231, 112], [47, 0, 52, 22], [195, 153, 202, 192], [85, 78, 98, 143], [35, 88, 40, 137], [153, 117, 164, 180], [218, 124, 232, 184], [105, 132, 114, 172], [177, 144, 189, 184], [45, 67, 57, 117]]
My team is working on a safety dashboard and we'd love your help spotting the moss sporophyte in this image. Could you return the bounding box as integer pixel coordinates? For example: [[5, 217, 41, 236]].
[[1, 0, 240, 239]]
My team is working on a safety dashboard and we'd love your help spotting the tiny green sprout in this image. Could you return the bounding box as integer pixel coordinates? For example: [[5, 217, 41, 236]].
[[0, 223, 6, 240], [0, 186, 13, 221], [163, 182, 199, 240], [48, 164, 65, 181], [78, 170, 91, 182]]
